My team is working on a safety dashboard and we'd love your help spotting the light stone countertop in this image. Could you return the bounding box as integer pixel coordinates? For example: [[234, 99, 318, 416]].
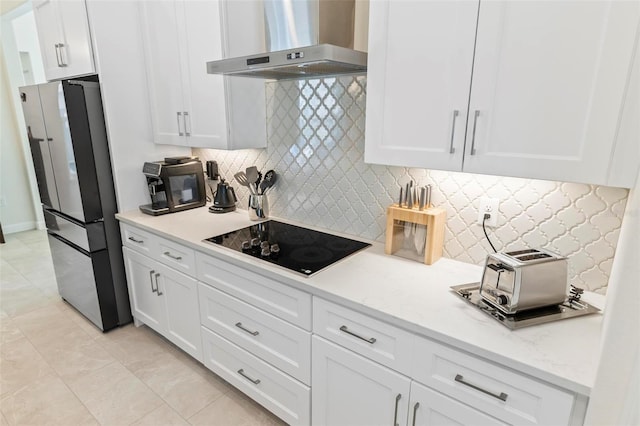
[[116, 206, 605, 397]]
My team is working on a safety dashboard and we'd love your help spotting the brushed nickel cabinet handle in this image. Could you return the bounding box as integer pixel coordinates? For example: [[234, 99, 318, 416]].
[[393, 393, 402, 426], [339, 325, 376, 344], [57, 43, 67, 66], [470, 110, 480, 155], [455, 374, 508, 401], [154, 273, 163, 296], [54, 44, 62, 67], [183, 111, 191, 136], [163, 251, 182, 261], [177, 112, 184, 136], [411, 402, 420, 426], [235, 322, 259, 336], [128, 236, 143, 244], [449, 110, 459, 154], [237, 369, 261, 385], [149, 270, 157, 293]]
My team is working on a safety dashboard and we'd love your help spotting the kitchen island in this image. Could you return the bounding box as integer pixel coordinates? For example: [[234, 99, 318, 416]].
[[116, 206, 604, 425]]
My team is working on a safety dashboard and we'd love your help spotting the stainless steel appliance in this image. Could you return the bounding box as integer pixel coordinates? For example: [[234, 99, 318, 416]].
[[479, 248, 568, 314], [139, 157, 206, 216], [204, 220, 371, 276], [452, 283, 600, 330], [206, 0, 367, 79], [19, 79, 131, 331]]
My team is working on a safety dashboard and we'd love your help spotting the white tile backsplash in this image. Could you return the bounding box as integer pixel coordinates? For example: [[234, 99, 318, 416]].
[[195, 76, 628, 294]]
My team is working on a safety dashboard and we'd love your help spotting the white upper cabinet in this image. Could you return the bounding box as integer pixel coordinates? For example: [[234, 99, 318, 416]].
[[365, 0, 478, 172], [32, 0, 95, 81], [365, 0, 640, 187], [139, 0, 266, 149]]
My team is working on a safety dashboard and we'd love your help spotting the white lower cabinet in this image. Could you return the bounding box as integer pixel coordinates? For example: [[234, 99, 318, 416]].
[[312, 336, 411, 426], [122, 247, 202, 361], [201, 327, 310, 425], [409, 381, 506, 426]]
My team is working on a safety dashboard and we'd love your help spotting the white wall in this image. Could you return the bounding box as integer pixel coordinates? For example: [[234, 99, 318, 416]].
[[10, 9, 45, 84], [86, 0, 190, 212]]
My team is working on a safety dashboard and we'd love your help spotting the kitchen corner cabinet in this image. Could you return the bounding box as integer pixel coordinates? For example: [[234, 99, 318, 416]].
[[123, 246, 202, 361], [365, 0, 640, 187], [32, 0, 95, 81], [139, 0, 266, 149]]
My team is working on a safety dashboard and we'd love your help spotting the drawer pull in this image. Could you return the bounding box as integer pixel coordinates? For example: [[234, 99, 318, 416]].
[[392, 393, 401, 426], [339, 325, 376, 344], [235, 322, 259, 336], [237, 369, 261, 385], [411, 402, 420, 426], [128, 236, 144, 244], [454, 374, 508, 402], [163, 251, 182, 261]]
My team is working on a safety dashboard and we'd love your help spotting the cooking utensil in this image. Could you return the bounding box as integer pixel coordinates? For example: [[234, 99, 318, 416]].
[[418, 187, 426, 210], [246, 166, 259, 186], [260, 170, 277, 194], [255, 171, 262, 193], [414, 224, 427, 254], [234, 171, 254, 194]]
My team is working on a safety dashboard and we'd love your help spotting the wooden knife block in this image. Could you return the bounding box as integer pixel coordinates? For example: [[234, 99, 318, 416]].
[[385, 205, 446, 265]]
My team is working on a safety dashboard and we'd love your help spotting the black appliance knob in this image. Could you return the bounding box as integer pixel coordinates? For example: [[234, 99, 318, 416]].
[[260, 241, 270, 250], [496, 294, 509, 305], [261, 248, 271, 257], [250, 238, 261, 247], [241, 241, 251, 250], [270, 244, 280, 254]]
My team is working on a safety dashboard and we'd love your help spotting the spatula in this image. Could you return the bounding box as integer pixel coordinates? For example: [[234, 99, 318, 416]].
[[234, 171, 254, 194]]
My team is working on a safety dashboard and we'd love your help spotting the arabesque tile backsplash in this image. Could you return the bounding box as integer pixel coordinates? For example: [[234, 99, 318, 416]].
[[194, 76, 628, 294]]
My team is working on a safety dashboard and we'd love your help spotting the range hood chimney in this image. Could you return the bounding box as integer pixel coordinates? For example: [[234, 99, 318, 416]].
[[207, 0, 368, 80]]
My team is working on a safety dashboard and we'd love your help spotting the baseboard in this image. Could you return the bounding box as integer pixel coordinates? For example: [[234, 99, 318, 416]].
[[3, 221, 38, 234]]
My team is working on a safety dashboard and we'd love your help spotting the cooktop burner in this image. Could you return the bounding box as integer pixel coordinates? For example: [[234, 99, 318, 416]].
[[451, 283, 600, 329], [204, 220, 371, 276]]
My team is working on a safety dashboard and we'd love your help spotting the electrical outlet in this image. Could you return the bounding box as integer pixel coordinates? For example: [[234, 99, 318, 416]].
[[477, 197, 499, 227]]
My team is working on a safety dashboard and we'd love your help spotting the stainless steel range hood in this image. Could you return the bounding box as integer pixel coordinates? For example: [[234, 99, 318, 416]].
[[207, 0, 368, 80]]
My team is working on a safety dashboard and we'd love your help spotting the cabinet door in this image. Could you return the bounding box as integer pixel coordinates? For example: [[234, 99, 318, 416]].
[[155, 265, 202, 362], [312, 336, 411, 426], [178, 0, 229, 148], [122, 247, 164, 334], [409, 381, 506, 426], [33, 0, 95, 80], [465, 0, 639, 185], [139, 1, 187, 146], [364, 0, 478, 171]]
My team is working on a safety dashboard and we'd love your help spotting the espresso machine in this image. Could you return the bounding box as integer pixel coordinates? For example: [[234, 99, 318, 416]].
[[139, 157, 206, 216]]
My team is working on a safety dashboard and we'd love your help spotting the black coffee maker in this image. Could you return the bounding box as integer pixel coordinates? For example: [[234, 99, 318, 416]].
[[139, 157, 206, 216]]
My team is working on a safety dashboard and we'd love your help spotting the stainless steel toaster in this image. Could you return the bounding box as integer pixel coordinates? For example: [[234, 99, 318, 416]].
[[479, 248, 568, 314]]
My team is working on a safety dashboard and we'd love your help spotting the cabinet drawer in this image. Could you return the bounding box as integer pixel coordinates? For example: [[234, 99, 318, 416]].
[[199, 283, 311, 385], [313, 298, 414, 376], [155, 236, 196, 276], [412, 337, 575, 425], [201, 327, 310, 426], [196, 253, 311, 330], [121, 224, 155, 256]]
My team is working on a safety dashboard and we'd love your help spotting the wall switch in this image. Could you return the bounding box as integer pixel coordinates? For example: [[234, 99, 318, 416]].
[[477, 197, 499, 227]]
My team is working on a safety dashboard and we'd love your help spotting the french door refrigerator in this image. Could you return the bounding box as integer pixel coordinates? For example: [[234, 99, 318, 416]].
[[19, 79, 131, 331]]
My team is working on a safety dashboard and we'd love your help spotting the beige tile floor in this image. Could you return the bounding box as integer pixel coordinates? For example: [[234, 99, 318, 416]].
[[0, 229, 286, 426]]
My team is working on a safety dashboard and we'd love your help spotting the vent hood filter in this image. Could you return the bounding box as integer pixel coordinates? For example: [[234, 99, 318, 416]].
[[207, 0, 368, 80]]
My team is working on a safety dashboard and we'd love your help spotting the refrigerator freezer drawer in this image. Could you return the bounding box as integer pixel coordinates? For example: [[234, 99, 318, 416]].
[[44, 210, 106, 253], [47, 233, 104, 330]]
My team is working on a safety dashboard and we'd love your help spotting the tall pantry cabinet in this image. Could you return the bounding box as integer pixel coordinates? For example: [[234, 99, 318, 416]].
[[365, 0, 639, 187]]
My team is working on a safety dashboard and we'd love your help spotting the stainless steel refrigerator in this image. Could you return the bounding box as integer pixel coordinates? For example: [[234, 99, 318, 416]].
[[19, 79, 131, 331]]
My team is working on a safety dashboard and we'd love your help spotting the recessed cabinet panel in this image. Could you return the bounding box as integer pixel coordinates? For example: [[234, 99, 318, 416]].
[[123, 247, 164, 333], [464, 1, 639, 184], [139, 1, 186, 146], [365, 0, 478, 171]]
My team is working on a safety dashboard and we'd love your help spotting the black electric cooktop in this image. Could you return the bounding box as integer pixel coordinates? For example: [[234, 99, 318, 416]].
[[204, 220, 371, 277]]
